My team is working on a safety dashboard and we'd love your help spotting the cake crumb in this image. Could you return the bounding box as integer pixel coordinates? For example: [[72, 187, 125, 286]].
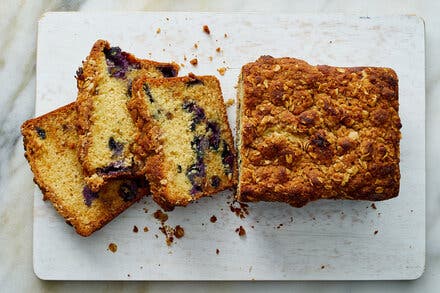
[[371, 203, 377, 209], [229, 200, 249, 219], [224, 33, 228, 38], [155, 234, 158, 238], [216, 249, 220, 255], [190, 58, 198, 66], [208, 56, 213, 61], [108, 243, 117, 253], [210, 215, 217, 223], [143, 207, 148, 213], [180, 63, 185, 67], [153, 209, 168, 223], [374, 230, 378, 235], [143, 226, 149, 232], [159, 225, 174, 246], [127, 274, 131, 277], [225, 99, 234, 108], [216, 47, 221, 53], [188, 72, 197, 79], [203, 25, 211, 34], [194, 43, 198, 49], [235, 226, 246, 237], [156, 28, 161, 34], [321, 265, 325, 269], [133, 225, 138, 233], [174, 225, 185, 238], [217, 67, 227, 76], [183, 55, 187, 61]]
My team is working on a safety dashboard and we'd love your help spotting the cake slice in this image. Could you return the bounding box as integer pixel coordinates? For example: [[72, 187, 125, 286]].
[[128, 75, 238, 210], [237, 56, 401, 207], [21, 103, 149, 236], [75, 40, 179, 191]]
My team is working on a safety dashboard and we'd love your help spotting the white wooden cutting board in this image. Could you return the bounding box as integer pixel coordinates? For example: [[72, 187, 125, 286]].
[[34, 12, 425, 280]]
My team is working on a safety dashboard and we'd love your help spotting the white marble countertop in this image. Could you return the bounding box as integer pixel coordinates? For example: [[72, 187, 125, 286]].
[[0, 0, 438, 291]]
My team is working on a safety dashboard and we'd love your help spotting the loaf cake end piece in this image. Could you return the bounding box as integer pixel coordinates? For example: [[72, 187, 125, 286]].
[[237, 56, 401, 207]]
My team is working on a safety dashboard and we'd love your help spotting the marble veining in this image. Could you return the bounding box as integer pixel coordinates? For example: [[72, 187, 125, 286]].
[[0, 0, 439, 292]]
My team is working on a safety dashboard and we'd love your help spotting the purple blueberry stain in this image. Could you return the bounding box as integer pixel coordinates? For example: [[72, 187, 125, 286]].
[[183, 100, 206, 130], [186, 158, 206, 196], [126, 79, 133, 97], [35, 127, 46, 139], [143, 83, 154, 103], [108, 137, 124, 158], [103, 46, 140, 79], [206, 121, 221, 150], [191, 135, 209, 159], [210, 175, 221, 188], [221, 140, 234, 174], [97, 160, 131, 175], [156, 65, 178, 78], [118, 181, 138, 202], [83, 185, 99, 207]]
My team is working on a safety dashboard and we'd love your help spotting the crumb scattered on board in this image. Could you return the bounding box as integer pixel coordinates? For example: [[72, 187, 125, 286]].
[[174, 225, 185, 238], [229, 200, 249, 219], [217, 67, 227, 76], [321, 265, 325, 269], [190, 58, 198, 66], [225, 99, 234, 108], [210, 215, 217, 223], [224, 33, 228, 38], [203, 25, 210, 34], [374, 230, 378, 235], [143, 226, 149, 232], [154, 209, 185, 246], [133, 225, 138, 233], [156, 28, 161, 34], [235, 226, 246, 237], [194, 43, 198, 49], [153, 209, 168, 223], [108, 243, 117, 253], [216, 249, 220, 255], [371, 203, 377, 209]]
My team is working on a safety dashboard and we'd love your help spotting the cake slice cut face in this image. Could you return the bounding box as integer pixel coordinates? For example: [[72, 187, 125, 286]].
[[237, 56, 401, 207], [75, 40, 179, 191], [21, 103, 149, 237], [128, 75, 238, 210]]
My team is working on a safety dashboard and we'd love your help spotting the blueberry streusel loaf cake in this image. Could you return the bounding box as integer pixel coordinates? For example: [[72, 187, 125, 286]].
[[21, 103, 149, 236], [76, 40, 179, 191], [128, 75, 238, 210], [237, 56, 401, 207]]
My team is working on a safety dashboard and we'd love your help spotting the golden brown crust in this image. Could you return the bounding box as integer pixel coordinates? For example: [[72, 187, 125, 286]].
[[75, 40, 179, 191], [237, 56, 401, 207], [21, 103, 149, 236], [128, 75, 238, 210]]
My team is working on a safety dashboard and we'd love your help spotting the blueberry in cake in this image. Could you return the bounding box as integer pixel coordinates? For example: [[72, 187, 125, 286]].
[[128, 75, 238, 210], [75, 40, 179, 191], [237, 56, 401, 207], [21, 103, 149, 236]]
